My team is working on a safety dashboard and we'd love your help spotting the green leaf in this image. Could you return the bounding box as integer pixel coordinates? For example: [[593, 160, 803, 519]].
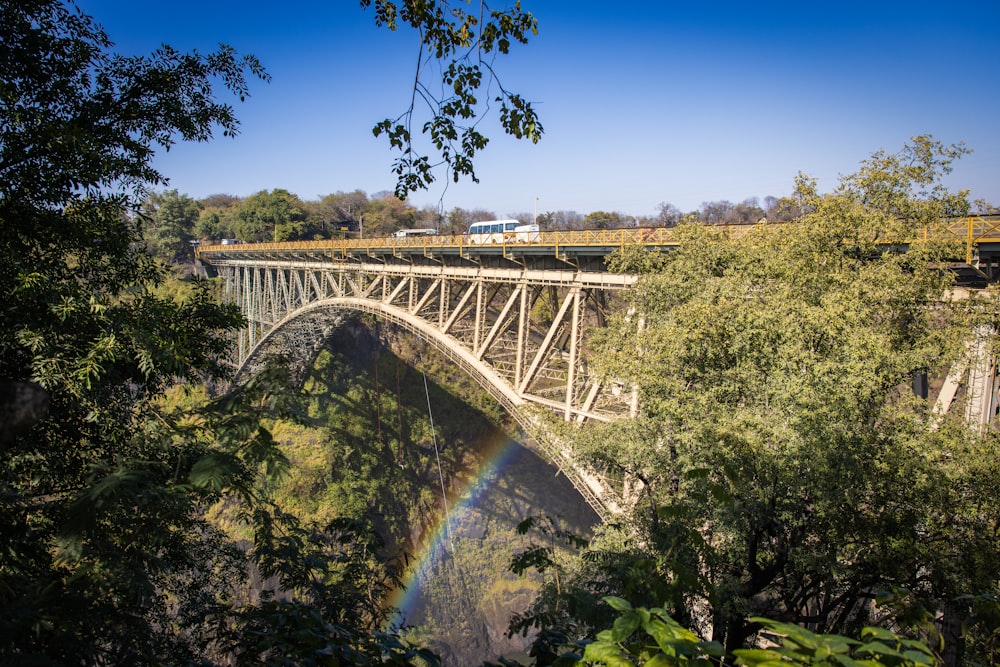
[[605, 596, 633, 612], [188, 451, 241, 492], [731, 648, 787, 666], [901, 649, 936, 665], [610, 610, 640, 642], [582, 639, 625, 663]]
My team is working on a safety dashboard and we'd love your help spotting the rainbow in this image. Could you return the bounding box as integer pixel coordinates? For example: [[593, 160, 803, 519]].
[[384, 430, 522, 631]]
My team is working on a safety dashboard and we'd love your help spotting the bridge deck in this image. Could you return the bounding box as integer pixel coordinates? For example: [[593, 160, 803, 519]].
[[196, 215, 1000, 265], [195, 214, 1000, 520]]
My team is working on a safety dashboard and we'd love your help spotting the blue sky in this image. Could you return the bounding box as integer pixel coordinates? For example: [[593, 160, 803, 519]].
[[76, 0, 999, 218]]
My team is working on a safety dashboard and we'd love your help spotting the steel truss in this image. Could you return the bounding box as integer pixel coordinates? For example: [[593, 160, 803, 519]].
[[212, 258, 641, 518], [202, 241, 1000, 519], [218, 258, 637, 425]]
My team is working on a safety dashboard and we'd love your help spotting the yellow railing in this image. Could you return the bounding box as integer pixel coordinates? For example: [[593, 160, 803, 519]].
[[196, 215, 1000, 260]]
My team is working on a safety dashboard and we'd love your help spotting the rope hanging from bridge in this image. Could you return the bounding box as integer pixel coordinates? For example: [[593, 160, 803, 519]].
[[421, 355, 454, 553]]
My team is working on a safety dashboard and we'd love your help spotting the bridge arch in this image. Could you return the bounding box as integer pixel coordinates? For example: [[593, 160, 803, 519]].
[[237, 297, 621, 519], [198, 228, 1000, 520]]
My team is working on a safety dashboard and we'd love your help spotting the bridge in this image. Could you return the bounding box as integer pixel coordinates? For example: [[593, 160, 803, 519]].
[[196, 216, 1000, 518]]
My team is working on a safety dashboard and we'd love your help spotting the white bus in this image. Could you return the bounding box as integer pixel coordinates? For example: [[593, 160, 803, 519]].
[[467, 219, 540, 244], [393, 228, 438, 238]]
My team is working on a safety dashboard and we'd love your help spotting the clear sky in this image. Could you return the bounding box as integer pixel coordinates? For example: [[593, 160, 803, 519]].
[[75, 0, 1000, 218]]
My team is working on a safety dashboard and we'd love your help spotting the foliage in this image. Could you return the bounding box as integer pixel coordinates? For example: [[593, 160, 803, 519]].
[[511, 137, 1000, 661], [518, 598, 940, 667], [233, 188, 312, 242], [360, 192, 421, 237], [734, 618, 938, 667], [510, 516, 589, 580], [141, 188, 202, 262], [574, 597, 725, 666], [583, 211, 633, 230], [310, 189, 371, 236], [0, 1, 439, 663], [361, 0, 543, 198], [234, 599, 441, 666], [955, 594, 1000, 666]]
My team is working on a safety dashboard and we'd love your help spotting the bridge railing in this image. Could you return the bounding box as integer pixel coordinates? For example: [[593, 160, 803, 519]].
[[196, 215, 1000, 258]]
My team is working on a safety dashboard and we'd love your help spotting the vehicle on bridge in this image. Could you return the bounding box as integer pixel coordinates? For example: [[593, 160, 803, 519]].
[[393, 228, 438, 238], [467, 219, 540, 244]]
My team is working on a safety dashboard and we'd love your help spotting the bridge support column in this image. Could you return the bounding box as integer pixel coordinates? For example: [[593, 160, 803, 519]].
[[933, 324, 999, 433], [565, 288, 582, 420], [515, 283, 528, 389]]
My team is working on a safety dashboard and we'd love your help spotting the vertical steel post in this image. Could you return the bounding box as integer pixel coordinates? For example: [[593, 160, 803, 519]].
[[515, 281, 528, 388], [565, 289, 581, 420], [439, 277, 450, 327], [474, 279, 484, 353]]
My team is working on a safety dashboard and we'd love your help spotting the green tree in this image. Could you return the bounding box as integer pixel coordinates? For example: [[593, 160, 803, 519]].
[[583, 211, 631, 229], [195, 194, 241, 240], [195, 208, 225, 239], [0, 2, 439, 664], [519, 138, 1000, 661], [233, 188, 312, 242], [0, 0, 274, 660], [141, 188, 201, 262], [309, 189, 370, 236], [363, 192, 419, 237], [362, 0, 543, 198]]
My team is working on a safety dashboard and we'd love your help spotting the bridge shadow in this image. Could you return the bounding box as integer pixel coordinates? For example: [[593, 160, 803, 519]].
[[293, 317, 598, 541]]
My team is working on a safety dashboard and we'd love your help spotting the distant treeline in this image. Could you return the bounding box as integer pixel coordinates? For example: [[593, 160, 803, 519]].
[[139, 187, 816, 265], [141, 186, 1000, 264]]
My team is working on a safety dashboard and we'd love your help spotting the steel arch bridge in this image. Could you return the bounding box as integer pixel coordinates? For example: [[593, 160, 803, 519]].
[[199, 240, 648, 518], [217, 257, 637, 422], [197, 218, 1000, 518]]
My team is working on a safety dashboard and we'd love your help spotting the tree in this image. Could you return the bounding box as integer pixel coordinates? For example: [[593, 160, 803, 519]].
[[698, 199, 734, 224], [195, 194, 241, 240], [362, 0, 543, 198], [195, 208, 228, 240], [583, 210, 631, 229], [729, 196, 765, 224], [537, 210, 585, 230], [657, 202, 683, 227], [309, 189, 370, 235], [0, 0, 275, 660], [519, 138, 1000, 661], [0, 0, 268, 657], [233, 188, 310, 242], [444, 206, 497, 234], [974, 199, 998, 215], [362, 191, 419, 236], [0, 2, 441, 664], [141, 188, 201, 262]]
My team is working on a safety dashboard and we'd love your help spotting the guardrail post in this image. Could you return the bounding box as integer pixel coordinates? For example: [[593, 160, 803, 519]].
[[968, 215, 975, 265]]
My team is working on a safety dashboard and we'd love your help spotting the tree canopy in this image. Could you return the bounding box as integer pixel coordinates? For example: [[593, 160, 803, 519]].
[[0, 2, 430, 663], [513, 137, 1000, 664], [141, 189, 201, 263]]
